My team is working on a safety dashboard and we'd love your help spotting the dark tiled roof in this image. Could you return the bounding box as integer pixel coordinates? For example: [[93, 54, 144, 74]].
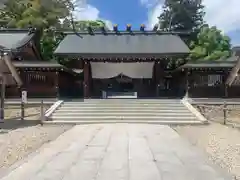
[[232, 46, 240, 56], [179, 56, 239, 69], [0, 29, 34, 51], [12, 61, 63, 68], [181, 62, 235, 68], [222, 56, 239, 62], [54, 31, 190, 58], [12, 61, 83, 75]]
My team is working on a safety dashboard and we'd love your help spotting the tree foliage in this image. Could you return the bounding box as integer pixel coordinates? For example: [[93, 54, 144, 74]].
[[159, 0, 205, 33], [190, 25, 231, 61], [0, 0, 108, 62], [74, 20, 107, 31], [0, 0, 69, 28], [158, 0, 232, 62]]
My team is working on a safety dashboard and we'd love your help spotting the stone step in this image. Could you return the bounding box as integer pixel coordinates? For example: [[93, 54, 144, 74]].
[[63, 101, 183, 105], [59, 106, 188, 110], [43, 120, 204, 125], [61, 103, 186, 107], [50, 116, 197, 120], [65, 99, 182, 102], [64, 99, 182, 102], [55, 109, 191, 113], [52, 112, 194, 117], [62, 104, 184, 107]]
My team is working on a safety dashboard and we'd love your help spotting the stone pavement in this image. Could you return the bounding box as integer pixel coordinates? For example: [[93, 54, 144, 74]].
[[0, 124, 232, 180]]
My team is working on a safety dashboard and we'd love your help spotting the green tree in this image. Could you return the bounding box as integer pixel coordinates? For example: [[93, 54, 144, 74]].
[[0, 0, 26, 27], [190, 25, 231, 61], [0, 0, 69, 28], [158, 0, 205, 68], [0, 0, 70, 61], [0, 0, 109, 62], [159, 0, 205, 33], [74, 20, 107, 31]]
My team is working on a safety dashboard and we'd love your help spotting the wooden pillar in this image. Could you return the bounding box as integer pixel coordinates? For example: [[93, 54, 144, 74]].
[[185, 69, 190, 98], [83, 61, 90, 98], [55, 71, 59, 98], [0, 75, 5, 122], [224, 71, 229, 98], [154, 61, 162, 97]]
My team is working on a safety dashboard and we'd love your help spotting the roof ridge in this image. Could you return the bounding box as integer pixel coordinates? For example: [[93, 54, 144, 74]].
[[59, 30, 191, 36]]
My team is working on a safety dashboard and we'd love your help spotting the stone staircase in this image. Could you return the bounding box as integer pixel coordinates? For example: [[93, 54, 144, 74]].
[[47, 99, 205, 124]]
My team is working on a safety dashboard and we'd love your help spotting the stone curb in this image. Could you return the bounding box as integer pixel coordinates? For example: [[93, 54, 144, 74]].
[[44, 100, 64, 120], [42, 120, 205, 125], [181, 98, 208, 123]]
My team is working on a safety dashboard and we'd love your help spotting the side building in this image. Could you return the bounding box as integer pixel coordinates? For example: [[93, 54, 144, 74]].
[[0, 28, 80, 98]]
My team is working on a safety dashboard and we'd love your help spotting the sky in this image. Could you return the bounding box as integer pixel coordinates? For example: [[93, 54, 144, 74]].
[[73, 0, 240, 46]]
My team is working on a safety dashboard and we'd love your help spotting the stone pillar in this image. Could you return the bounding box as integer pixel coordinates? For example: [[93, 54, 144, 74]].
[[83, 61, 90, 98]]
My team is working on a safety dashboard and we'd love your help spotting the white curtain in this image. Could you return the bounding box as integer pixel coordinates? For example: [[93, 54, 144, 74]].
[[90, 62, 154, 79]]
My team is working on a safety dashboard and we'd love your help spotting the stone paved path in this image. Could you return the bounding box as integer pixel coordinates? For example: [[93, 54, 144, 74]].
[[0, 124, 232, 180]]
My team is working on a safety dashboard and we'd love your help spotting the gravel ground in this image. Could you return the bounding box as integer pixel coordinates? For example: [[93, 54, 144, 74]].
[[0, 104, 73, 173], [4, 105, 49, 120], [0, 124, 73, 173], [196, 104, 240, 125], [173, 123, 240, 180]]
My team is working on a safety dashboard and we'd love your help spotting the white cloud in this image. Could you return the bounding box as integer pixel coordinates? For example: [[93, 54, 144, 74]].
[[145, 0, 240, 33], [140, 0, 163, 29], [146, 3, 163, 29], [203, 0, 240, 33], [140, 0, 159, 8], [104, 20, 114, 30], [72, 0, 113, 29]]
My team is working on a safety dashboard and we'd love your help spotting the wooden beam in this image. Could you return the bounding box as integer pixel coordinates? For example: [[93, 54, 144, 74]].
[[3, 53, 23, 86], [31, 39, 43, 60], [0, 75, 5, 122], [226, 56, 240, 86]]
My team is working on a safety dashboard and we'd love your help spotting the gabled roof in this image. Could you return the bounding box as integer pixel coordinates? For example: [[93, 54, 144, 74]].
[[54, 31, 190, 58], [226, 56, 240, 86], [12, 61, 82, 75], [0, 29, 35, 52], [232, 46, 240, 56]]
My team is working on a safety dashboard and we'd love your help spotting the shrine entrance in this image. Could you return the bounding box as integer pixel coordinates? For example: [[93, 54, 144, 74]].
[[108, 74, 134, 92], [104, 74, 136, 98], [90, 62, 154, 98]]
